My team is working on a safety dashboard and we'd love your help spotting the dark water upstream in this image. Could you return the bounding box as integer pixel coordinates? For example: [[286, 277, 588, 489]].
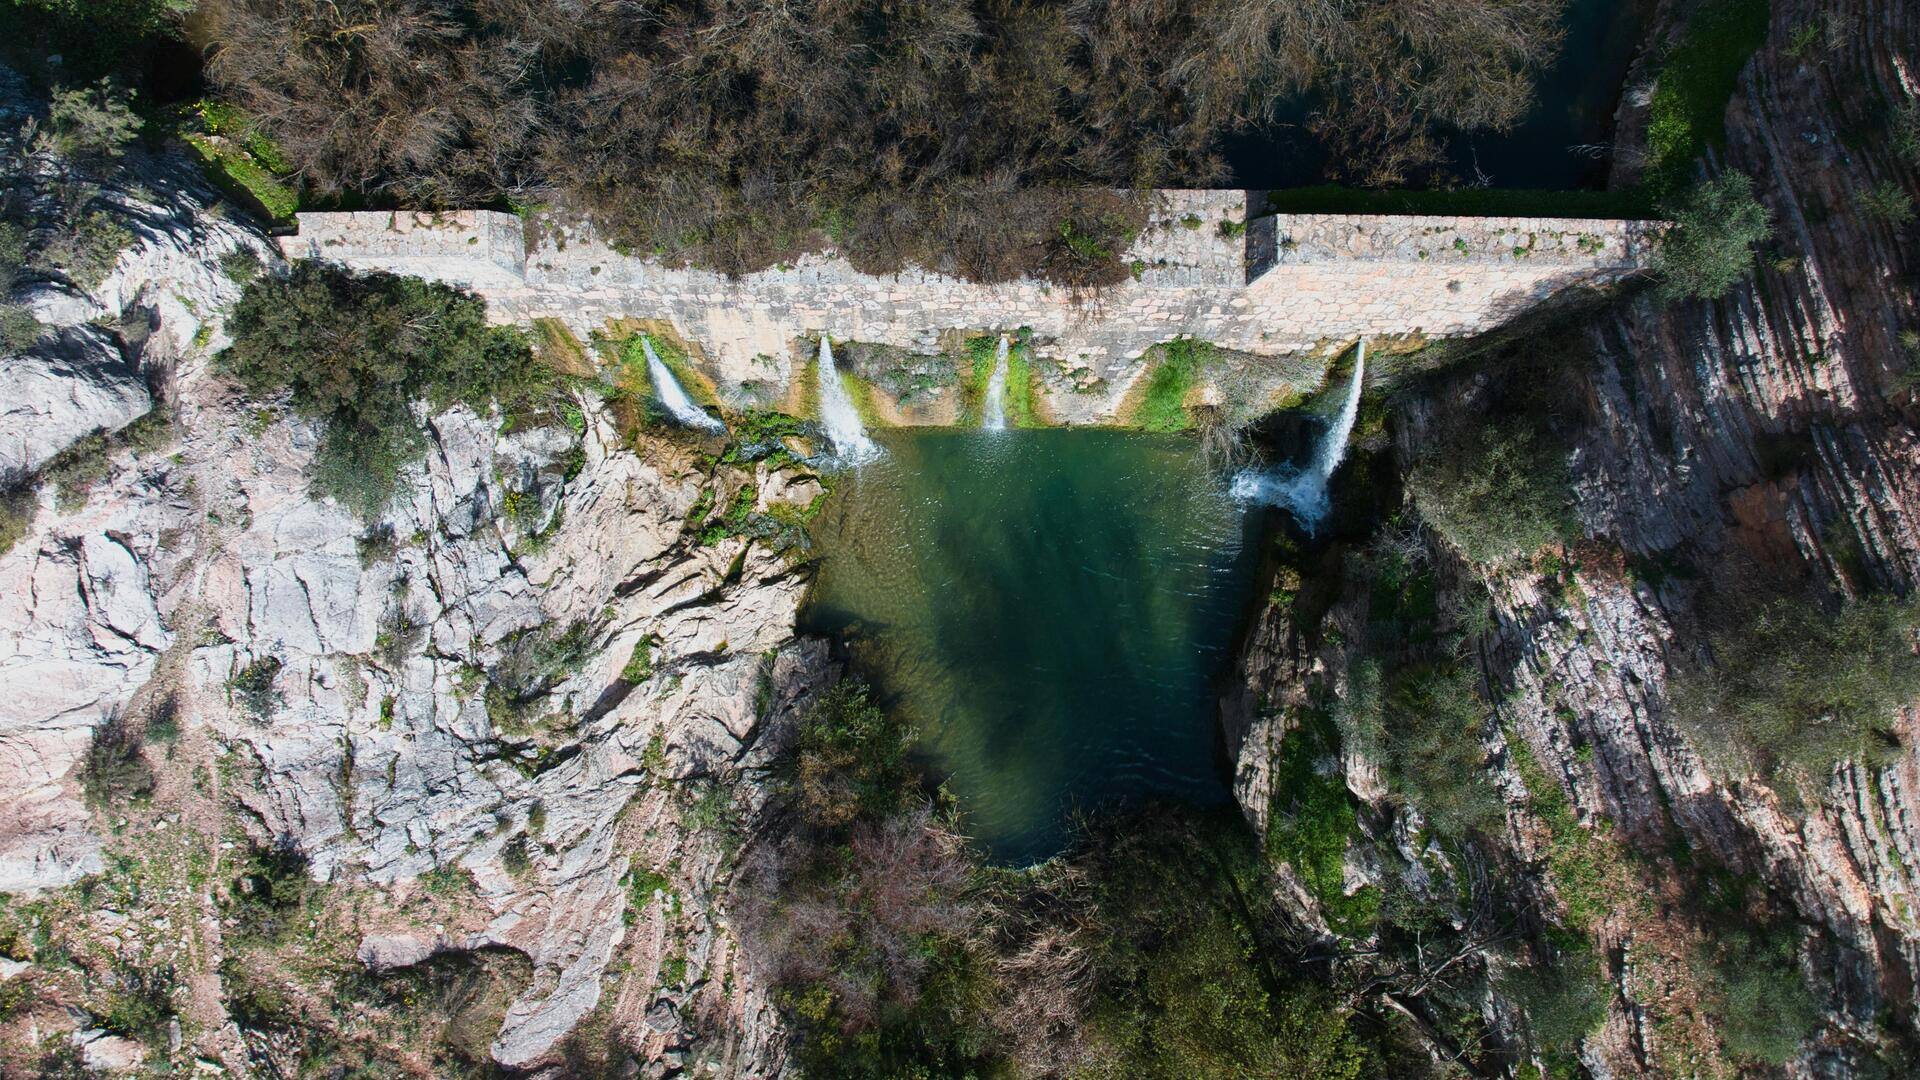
[[802, 429, 1260, 864]]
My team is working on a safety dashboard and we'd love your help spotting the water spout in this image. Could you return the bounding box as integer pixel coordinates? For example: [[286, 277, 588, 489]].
[[1230, 340, 1366, 530], [642, 335, 724, 433], [815, 337, 881, 463], [983, 335, 1010, 431]]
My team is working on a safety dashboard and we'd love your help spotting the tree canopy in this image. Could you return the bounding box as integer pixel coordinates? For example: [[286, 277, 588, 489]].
[[203, 0, 1568, 281]]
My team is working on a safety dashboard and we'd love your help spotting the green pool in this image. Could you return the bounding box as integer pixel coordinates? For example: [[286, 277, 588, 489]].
[[802, 428, 1261, 863]]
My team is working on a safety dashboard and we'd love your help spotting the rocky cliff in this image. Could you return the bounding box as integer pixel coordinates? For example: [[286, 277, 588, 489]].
[[1226, 0, 1920, 1074], [0, 86, 832, 1076]]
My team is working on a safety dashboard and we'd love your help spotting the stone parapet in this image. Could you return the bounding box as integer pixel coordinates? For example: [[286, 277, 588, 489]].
[[277, 194, 1656, 423]]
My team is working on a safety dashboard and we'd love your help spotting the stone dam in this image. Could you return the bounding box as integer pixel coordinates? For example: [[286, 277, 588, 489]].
[[280, 190, 1659, 423]]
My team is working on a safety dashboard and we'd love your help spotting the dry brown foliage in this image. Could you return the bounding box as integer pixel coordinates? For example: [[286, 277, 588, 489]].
[[734, 804, 977, 1033], [203, 0, 1567, 280]]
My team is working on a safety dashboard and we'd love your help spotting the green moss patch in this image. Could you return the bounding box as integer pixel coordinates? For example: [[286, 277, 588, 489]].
[[1642, 0, 1772, 198], [181, 102, 298, 225], [1266, 710, 1379, 936], [1125, 338, 1215, 432]]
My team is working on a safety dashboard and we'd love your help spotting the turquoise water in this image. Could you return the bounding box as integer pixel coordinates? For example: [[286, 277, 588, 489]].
[[802, 429, 1260, 863]]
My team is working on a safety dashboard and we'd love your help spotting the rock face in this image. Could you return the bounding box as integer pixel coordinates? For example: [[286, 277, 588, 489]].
[[0, 106, 831, 1074], [0, 326, 151, 476], [1226, 0, 1920, 1071]]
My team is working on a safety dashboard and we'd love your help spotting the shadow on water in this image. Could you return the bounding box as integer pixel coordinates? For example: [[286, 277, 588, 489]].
[[802, 429, 1264, 864]]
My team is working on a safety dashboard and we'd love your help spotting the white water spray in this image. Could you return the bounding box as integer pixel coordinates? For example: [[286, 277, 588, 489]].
[[983, 335, 1010, 431], [1230, 340, 1366, 530], [815, 337, 881, 463], [642, 335, 724, 433]]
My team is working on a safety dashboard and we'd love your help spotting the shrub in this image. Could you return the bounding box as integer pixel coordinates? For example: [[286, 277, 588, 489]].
[[1082, 811, 1368, 1079], [1652, 173, 1773, 302], [1641, 0, 1772, 195], [220, 262, 547, 518], [0, 482, 35, 556], [47, 79, 141, 161], [204, 0, 1565, 282], [0, 305, 39, 351], [501, 834, 533, 879], [41, 430, 112, 511], [1858, 181, 1916, 226], [1501, 943, 1610, 1054], [81, 712, 154, 808], [219, 246, 263, 284], [1379, 664, 1504, 837], [789, 678, 913, 830], [0, 222, 43, 351], [736, 805, 986, 1075], [484, 620, 594, 727], [227, 655, 282, 720], [39, 208, 133, 291], [619, 637, 655, 683], [1673, 594, 1920, 782], [224, 840, 318, 947], [1265, 712, 1378, 935], [3, 0, 192, 79], [1895, 103, 1920, 165], [1406, 424, 1574, 566], [1706, 929, 1820, 1064]]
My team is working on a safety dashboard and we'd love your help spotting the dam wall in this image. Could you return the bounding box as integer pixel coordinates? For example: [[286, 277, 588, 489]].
[[279, 191, 1657, 423]]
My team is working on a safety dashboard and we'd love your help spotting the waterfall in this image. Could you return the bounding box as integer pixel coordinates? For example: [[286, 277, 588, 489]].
[[1230, 340, 1366, 530], [983, 335, 1010, 431], [815, 337, 881, 463], [641, 335, 724, 433]]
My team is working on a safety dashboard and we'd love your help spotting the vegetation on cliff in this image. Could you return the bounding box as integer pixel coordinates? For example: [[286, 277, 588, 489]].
[[1675, 593, 1920, 783], [219, 262, 555, 517], [733, 681, 1380, 1078], [1652, 172, 1773, 302]]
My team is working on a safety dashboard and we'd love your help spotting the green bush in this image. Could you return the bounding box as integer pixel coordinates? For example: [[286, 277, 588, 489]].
[[0, 483, 35, 556], [1652, 173, 1772, 303], [1674, 595, 1920, 781], [219, 246, 263, 285], [224, 841, 319, 947], [41, 430, 111, 511], [1707, 929, 1820, 1064], [0, 305, 44, 350], [1501, 943, 1610, 1054], [1858, 181, 1916, 226], [81, 712, 154, 809], [220, 262, 547, 518], [40, 208, 133, 291], [620, 637, 656, 683], [1895, 103, 1920, 165], [1266, 712, 1378, 935], [789, 679, 914, 829], [0, 222, 43, 351], [1406, 425, 1574, 566], [46, 78, 140, 161], [227, 655, 283, 720], [484, 620, 595, 728], [1379, 664, 1504, 837], [1083, 812, 1368, 1079], [2, 0, 191, 79]]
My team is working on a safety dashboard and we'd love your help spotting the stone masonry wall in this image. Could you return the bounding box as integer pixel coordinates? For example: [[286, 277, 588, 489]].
[[280, 191, 1658, 423]]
